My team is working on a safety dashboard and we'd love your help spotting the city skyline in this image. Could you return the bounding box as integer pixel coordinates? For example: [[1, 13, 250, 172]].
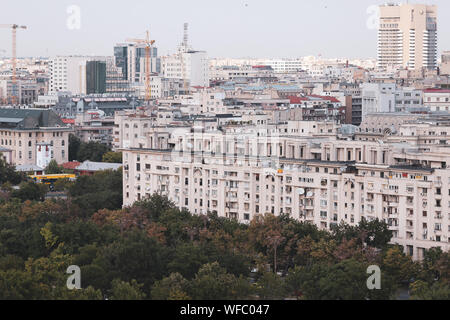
[[1, 0, 449, 59]]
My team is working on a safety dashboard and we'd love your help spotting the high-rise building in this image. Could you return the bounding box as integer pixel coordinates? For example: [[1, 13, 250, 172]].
[[49, 56, 110, 95], [86, 61, 106, 94], [113, 44, 160, 83], [49, 56, 90, 95], [377, 3, 437, 70], [440, 51, 450, 76], [160, 24, 209, 88]]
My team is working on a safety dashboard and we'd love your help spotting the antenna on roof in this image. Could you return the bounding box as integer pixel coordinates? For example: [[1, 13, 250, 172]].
[[183, 23, 189, 49]]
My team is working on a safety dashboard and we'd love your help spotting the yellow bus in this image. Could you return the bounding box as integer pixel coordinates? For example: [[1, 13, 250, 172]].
[[29, 174, 76, 185]]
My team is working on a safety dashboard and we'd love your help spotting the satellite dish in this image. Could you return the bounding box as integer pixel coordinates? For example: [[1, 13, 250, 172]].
[[306, 191, 313, 197], [298, 188, 305, 195]]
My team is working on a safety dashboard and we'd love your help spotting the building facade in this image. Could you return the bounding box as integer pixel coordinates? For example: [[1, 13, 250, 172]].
[[119, 116, 450, 260], [0, 108, 72, 166], [377, 3, 438, 70]]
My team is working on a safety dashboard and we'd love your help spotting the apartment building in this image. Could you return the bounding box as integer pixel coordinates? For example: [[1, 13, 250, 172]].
[[161, 50, 209, 88], [114, 43, 159, 84], [361, 83, 396, 120], [120, 117, 450, 260], [74, 109, 115, 146], [160, 25, 209, 88], [0, 108, 72, 166], [49, 56, 110, 95], [377, 3, 438, 70], [423, 89, 450, 112]]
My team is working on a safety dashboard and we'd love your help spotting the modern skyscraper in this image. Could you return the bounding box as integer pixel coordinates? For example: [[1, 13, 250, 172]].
[[86, 61, 106, 94], [113, 43, 160, 83], [377, 3, 437, 70]]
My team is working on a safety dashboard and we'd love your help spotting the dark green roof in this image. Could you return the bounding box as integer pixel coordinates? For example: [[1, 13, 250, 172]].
[[0, 108, 66, 129]]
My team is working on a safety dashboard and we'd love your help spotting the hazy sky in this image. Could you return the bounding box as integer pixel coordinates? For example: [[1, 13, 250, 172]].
[[0, 0, 448, 59]]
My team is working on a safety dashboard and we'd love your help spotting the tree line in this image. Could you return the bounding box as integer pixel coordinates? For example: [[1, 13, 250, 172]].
[[0, 166, 448, 300]]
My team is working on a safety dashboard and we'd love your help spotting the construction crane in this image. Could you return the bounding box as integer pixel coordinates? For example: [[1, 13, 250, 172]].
[[126, 31, 155, 104], [0, 24, 27, 105], [180, 23, 189, 94]]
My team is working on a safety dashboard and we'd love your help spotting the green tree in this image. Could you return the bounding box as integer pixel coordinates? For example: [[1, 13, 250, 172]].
[[77, 141, 110, 162], [188, 262, 253, 300], [151, 272, 191, 300], [109, 279, 146, 300], [102, 152, 122, 163], [53, 178, 73, 192], [382, 246, 419, 285], [69, 169, 122, 215], [255, 272, 286, 300], [96, 230, 169, 293], [45, 160, 63, 174], [0, 156, 24, 185], [358, 218, 393, 249], [68, 134, 81, 161], [286, 260, 365, 300], [410, 280, 450, 300], [11, 182, 47, 202]]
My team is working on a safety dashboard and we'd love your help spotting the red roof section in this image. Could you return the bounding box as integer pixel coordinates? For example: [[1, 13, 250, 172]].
[[288, 96, 309, 104], [62, 118, 75, 124], [423, 89, 450, 93], [309, 95, 341, 103], [62, 161, 81, 170], [289, 95, 341, 104]]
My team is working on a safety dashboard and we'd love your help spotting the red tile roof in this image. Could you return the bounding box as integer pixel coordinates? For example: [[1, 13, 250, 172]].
[[62, 118, 75, 124], [309, 95, 341, 103], [288, 96, 309, 104], [62, 161, 81, 170], [423, 89, 450, 93]]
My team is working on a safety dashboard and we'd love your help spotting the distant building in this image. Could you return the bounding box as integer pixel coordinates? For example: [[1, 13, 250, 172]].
[[86, 61, 106, 94], [377, 3, 438, 70], [423, 89, 450, 112], [361, 83, 396, 120], [440, 51, 450, 76], [75, 160, 122, 176], [49, 56, 109, 95], [160, 24, 209, 88], [114, 43, 160, 83]]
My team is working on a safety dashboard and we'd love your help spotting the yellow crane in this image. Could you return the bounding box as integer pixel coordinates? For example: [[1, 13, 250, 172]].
[[0, 24, 27, 105], [126, 31, 155, 104]]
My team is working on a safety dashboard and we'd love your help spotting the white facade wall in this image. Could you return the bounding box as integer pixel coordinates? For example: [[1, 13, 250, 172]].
[[361, 83, 396, 120], [120, 126, 450, 260]]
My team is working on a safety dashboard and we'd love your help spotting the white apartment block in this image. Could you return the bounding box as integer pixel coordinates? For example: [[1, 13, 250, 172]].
[[119, 115, 450, 260], [377, 3, 438, 70], [361, 83, 396, 120], [395, 87, 423, 112], [423, 89, 450, 112], [259, 59, 304, 73], [161, 50, 209, 88], [49, 56, 107, 95]]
